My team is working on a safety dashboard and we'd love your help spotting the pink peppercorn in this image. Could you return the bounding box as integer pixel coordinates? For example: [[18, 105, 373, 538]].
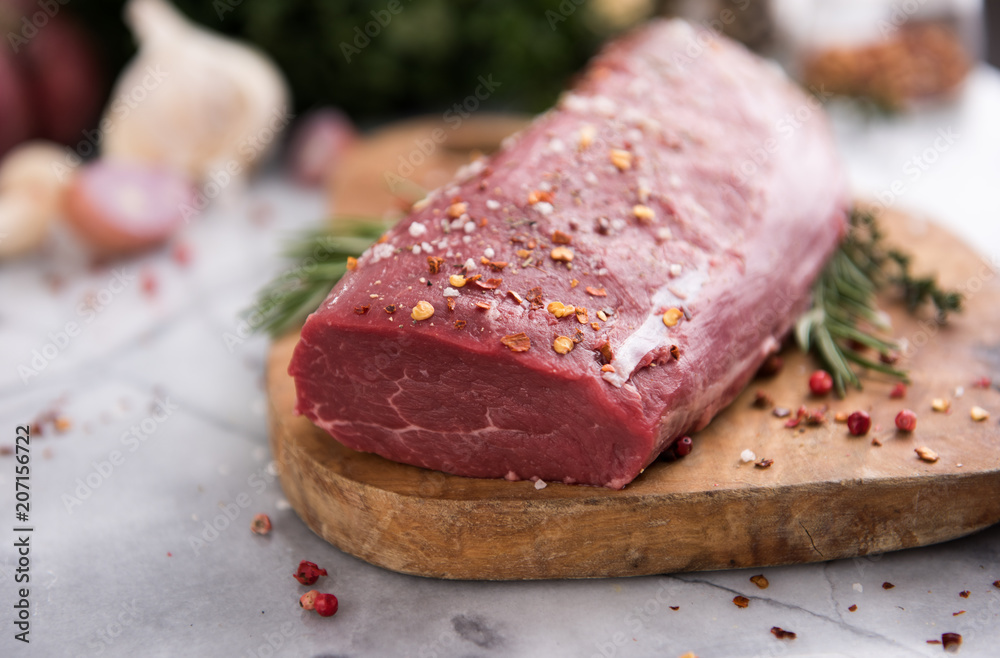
[[675, 436, 693, 457], [889, 382, 907, 399], [314, 593, 339, 617], [895, 409, 917, 432], [847, 411, 871, 436], [809, 370, 833, 396], [294, 560, 328, 585]]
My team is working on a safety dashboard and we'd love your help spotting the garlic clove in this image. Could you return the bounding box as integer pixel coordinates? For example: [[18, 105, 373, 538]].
[[0, 193, 53, 259], [0, 140, 72, 216]]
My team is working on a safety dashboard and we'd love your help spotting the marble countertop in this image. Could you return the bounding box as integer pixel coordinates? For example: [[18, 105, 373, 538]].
[[1, 68, 999, 658]]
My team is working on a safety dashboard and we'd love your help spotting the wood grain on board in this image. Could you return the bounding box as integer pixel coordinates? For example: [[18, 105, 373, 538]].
[[269, 115, 1000, 580]]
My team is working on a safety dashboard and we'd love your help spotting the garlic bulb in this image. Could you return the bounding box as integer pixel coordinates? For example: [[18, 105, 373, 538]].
[[100, 0, 290, 183]]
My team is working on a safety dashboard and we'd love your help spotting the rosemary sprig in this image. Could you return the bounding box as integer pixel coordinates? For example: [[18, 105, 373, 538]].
[[796, 208, 962, 397], [247, 219, 387, 337]]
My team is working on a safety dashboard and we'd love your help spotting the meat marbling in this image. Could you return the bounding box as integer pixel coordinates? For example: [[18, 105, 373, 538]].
[[289, 19, 849, 489]]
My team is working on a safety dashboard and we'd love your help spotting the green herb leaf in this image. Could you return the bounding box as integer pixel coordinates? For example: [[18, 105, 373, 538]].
[[803, 208, 962, 397], [246, 218, 388, 337]]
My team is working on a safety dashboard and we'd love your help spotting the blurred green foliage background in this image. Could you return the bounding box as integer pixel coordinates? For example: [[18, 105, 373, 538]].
[[70, 0, 644, 123]]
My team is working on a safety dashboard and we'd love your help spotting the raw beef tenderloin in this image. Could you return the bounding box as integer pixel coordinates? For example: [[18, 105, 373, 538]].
[[289, 19, 849, 489]]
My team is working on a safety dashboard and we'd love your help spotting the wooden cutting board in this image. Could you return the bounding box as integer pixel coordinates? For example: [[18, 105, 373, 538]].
[[269, 116, 1000, 580]]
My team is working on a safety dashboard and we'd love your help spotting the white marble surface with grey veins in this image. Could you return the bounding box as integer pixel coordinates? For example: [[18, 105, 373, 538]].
[[1, 68, 1000, 658]]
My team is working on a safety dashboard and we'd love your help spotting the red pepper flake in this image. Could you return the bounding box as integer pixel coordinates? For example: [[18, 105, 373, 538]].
[[784, 416, 801, 429], [670, 345, 681, 360], [570, 278, 579, 288], [465, 274, 483, 283], [889, 382, 907, 399], [848, 604, 858, 612], [454, 320, 467, 329], [294, 560, 328, 585], [250, 513, 272, 535], [516, 249, 531, 258], [953, 610, 966, 616], [572, 329, 585, 344], [384, 305, 396, 314], [508, 290, 524, 304], [526, 287, 543, 306], [171, 242, 192, 265], [927, 640, 942, 645], [757, 354, 783, 378], [501, 332, 531, 352], [575, 307, 589, 323], [346, 256, 358, 271], [595, 341, 613, 364], [475, 278, 502, 290], [973, 376, 992, 388], [590, 322, 600, 331], [732, 596, 749, 608], [959, 590, 970, 598], [770, 627, 796, 640], [528, 190, 553, 205], [754, 458, 773, 469], [600, 364, 615, 373], [871, 437, 883, 446], [882, 582, 895, 590], [669, 606, 680, 611], [427, 256, 445, 274], [750, 574, 769, 589], [447, 201, 467, 218], [446, 298, 456, 311], [354, 305, 370, 315], [585, 286, 607, 297], [486, 260, 508, 271], [552, 230, 572, 244], [376, 234, 389, 244], [752, 391, 773, 409], [475, 302, 491, 310], [993, 580, 1000, 589], [941, 633, 962, 652]]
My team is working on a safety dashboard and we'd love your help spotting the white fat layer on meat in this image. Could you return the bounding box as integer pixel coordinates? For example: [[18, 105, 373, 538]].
[[602, 268, 707, 388]]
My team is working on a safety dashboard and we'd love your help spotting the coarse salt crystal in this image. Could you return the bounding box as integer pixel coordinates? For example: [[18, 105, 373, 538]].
[[548, 138, 565, 153], [592, 95, 616, 116], [656, 227, 673, 241], [450, 218, 465, 230], [462, 235, 471, 244], [584, 172, 599, 186], [853, 583, 863, 593], [484, 247, 495, 259], [412, 245, 422, 255], [955, 386, 964, 398], [464, 258, 476, 270], [421, 241, 433, 253], [534, 479, 547, 490], [443, 287, 459, 298], [486, 199, 501, 210], [464, 221, 476, 233], [669, 263, 683, 277], [534, 202, 554, 215], [408, 222, 427, 238], [740, 449, 756, 463]]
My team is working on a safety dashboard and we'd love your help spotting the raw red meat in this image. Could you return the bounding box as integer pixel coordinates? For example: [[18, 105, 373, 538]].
[[290, 20, 848, 489]]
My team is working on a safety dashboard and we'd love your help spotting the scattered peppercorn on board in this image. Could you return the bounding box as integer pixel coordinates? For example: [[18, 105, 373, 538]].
[[268, 117, 1000, 580]]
